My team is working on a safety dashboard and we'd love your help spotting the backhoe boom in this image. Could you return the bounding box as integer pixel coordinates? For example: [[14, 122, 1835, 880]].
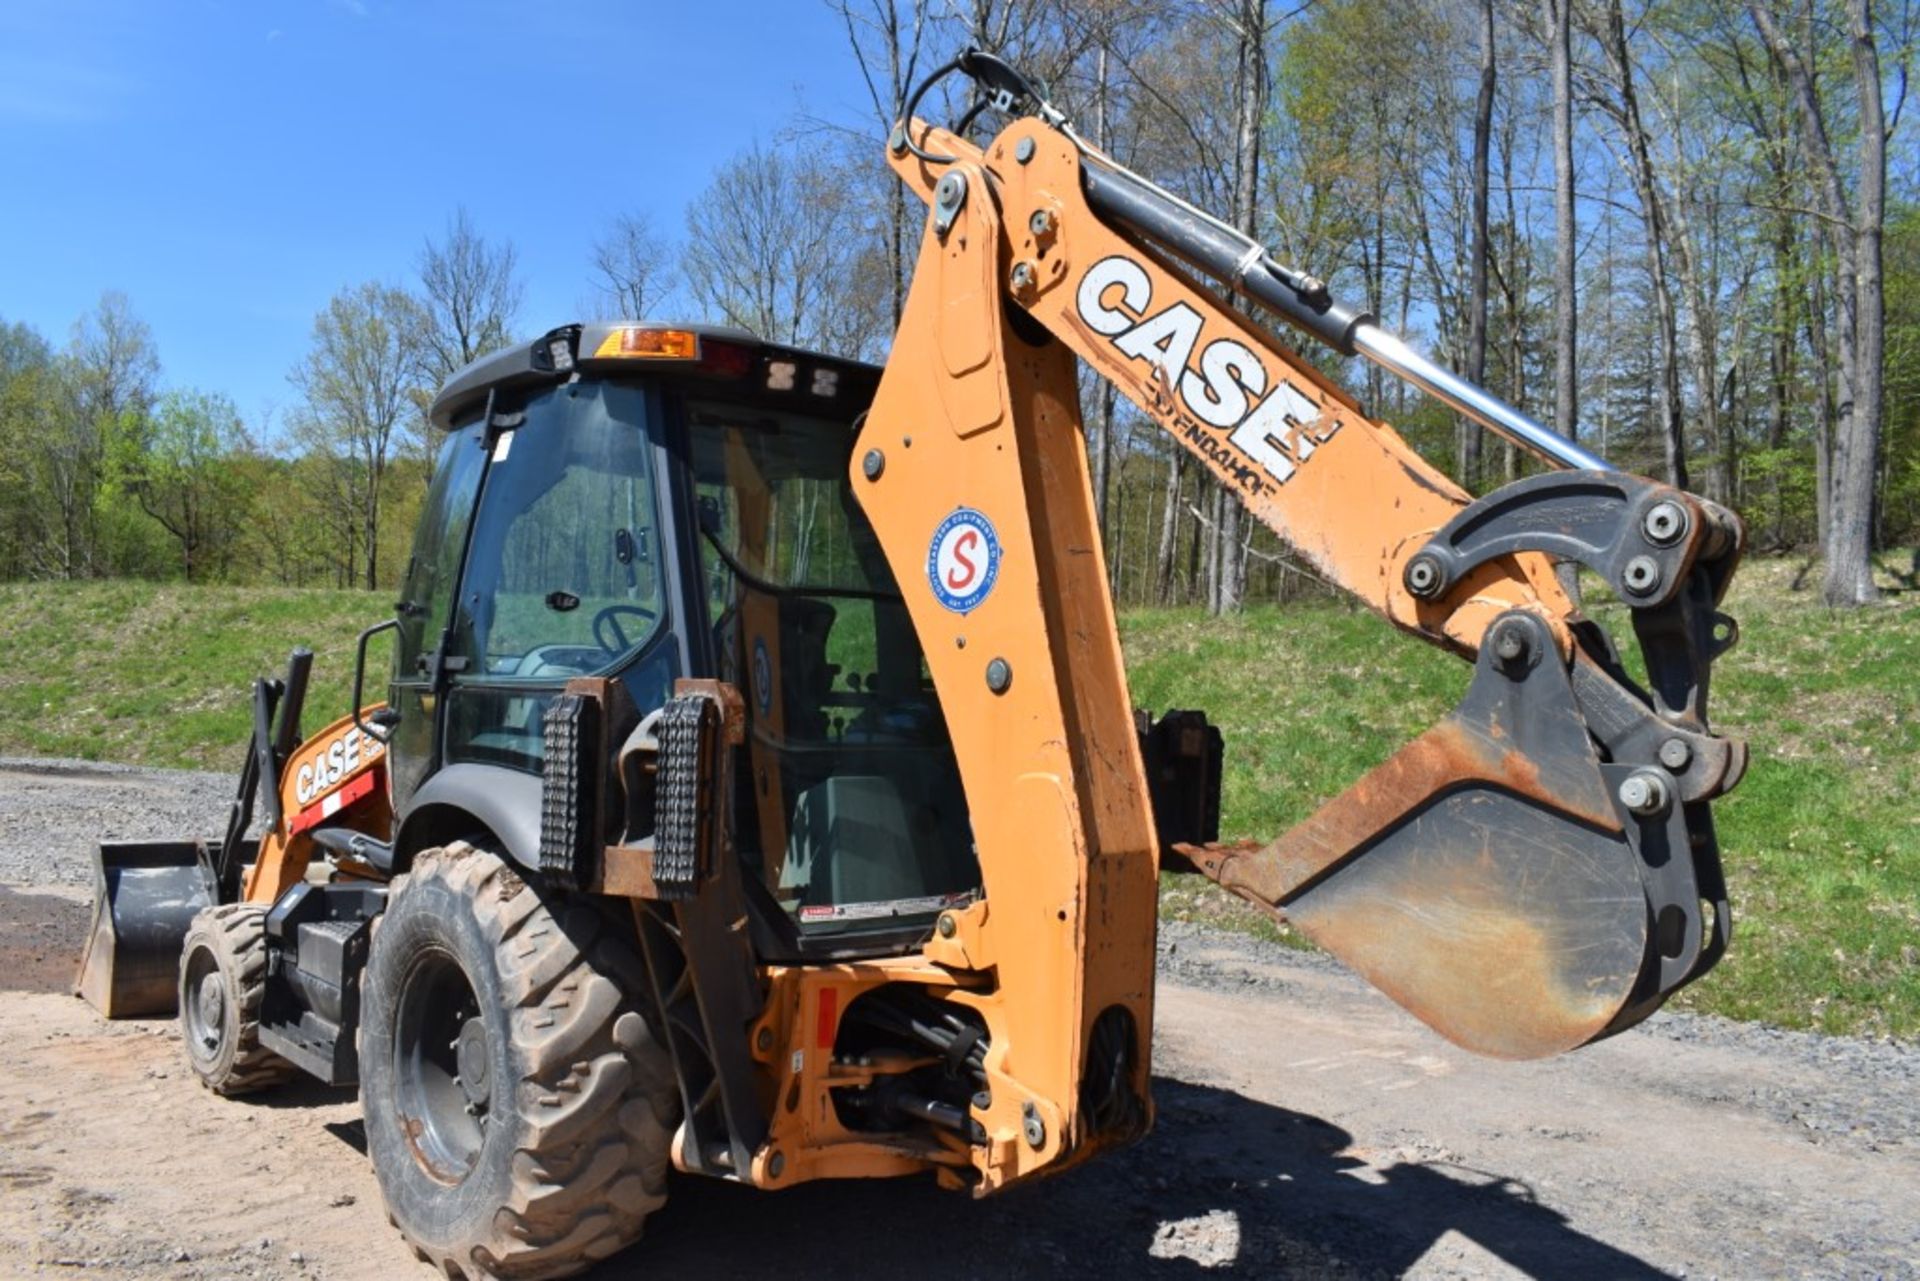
[[858, 67, 1744, 1070]]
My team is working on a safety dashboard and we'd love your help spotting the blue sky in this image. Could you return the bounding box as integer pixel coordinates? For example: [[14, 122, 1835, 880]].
[[0, 1, 895, 435]]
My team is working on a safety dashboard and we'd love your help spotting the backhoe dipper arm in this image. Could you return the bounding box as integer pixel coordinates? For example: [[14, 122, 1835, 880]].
[[851, 76, 1744, 1189]]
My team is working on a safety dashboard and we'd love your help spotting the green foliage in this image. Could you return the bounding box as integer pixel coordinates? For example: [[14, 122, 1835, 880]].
[[115, 389, 252, 581]]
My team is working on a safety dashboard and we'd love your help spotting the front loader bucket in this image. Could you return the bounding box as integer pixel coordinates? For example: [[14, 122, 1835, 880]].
[[75, 841, 216, 1018]]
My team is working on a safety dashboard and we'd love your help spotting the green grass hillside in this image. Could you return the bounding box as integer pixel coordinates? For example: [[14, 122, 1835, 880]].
[[0, 581, 385, 769], [0, 562, 1914, 1038]]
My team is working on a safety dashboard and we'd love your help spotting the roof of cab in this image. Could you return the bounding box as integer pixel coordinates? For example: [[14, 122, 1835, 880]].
[[426, 321, 880, 432]]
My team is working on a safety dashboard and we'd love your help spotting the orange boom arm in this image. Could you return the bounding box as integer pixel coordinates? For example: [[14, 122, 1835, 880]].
[[854, 86, 1744, 1076]]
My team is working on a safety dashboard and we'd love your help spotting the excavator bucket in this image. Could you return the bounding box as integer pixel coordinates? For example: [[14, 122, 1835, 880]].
[[76, 841, 216, 1018], [1189, 607, 1736, 1061]]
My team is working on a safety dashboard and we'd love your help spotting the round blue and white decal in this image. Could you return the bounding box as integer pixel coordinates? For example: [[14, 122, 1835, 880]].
[[927, 507, 1002, 614], [751, 635, 773, 716]]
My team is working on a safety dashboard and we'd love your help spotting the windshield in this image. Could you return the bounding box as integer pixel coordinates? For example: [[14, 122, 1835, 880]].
[[455, 381, 664, 679], [690, 397, 979, 941], [440, 379, 674, 775]]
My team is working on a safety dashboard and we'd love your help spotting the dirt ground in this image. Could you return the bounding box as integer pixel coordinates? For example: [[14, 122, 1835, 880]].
[[2, 761, 1918, 1280]]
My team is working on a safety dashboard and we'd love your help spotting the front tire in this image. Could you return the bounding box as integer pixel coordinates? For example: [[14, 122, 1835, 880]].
[[359, 843, 678, 1280], [178, 904, 292, 1095]]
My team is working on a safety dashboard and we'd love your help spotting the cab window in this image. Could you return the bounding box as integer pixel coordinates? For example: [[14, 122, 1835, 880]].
[[443, 380, 669, 772]]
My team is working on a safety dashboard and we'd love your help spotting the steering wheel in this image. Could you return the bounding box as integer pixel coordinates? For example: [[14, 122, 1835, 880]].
[[591, 603, 659, 655]]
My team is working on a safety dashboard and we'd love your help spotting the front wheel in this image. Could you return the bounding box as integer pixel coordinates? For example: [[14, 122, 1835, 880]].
[[359, 843, 678, 1280], [178, 904, 292, 1095]]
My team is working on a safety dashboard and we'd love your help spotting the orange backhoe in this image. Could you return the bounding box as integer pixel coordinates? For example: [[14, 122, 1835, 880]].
[[79, 50, 1745, 1279]]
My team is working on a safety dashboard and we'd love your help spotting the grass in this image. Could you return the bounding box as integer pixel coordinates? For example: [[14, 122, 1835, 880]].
[[0, 581, 387, 771], [0, 560, 1914, 1038]]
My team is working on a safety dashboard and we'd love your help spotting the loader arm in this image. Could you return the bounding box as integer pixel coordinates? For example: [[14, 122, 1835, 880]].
[[853, 66, 1745, 1088]]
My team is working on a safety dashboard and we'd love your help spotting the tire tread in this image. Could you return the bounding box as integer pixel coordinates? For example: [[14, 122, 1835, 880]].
[[372, 843, 677, 1281]]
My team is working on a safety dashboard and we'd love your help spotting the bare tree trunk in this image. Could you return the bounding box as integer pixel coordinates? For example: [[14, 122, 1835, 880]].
[[1094, 381, 1115, 532], [1749, 0, 1877, 603], [1667, 189, 1724, 500], [1187, 472, 1204, 603], [1203, 484, 1222, 610], [1155, 451, 1183, 605], [1832, 0, 1886, 603], [1459, 0, 1496, 489], [1110, 452, 1130, 602], [1549, 0, 1579, 441], [1089, 44, 1115, 542], [1808, 224, 1837, 553], [1766, 203, 1795, 543], [1602, 0, 1687, 489], [1214, 0, 1268, 615]]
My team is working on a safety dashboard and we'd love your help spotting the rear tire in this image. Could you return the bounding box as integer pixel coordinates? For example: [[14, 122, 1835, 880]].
[[178, 904, 292, 1095], [359, 843, 678, 1281]]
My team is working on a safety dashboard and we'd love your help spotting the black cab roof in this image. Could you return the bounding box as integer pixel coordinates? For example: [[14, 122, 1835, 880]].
[[426, 322, 882, 432]]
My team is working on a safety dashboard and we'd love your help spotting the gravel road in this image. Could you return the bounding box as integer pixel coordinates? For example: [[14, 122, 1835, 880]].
[[2, 759, 1916, 1280]]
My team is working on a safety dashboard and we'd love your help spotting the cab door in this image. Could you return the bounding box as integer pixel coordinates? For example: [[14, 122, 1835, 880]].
[[389, 422, 489, 811], [436, 379, 679, 780]]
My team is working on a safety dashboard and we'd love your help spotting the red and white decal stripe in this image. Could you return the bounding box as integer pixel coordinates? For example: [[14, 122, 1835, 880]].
[[288, 767, 378, 837]]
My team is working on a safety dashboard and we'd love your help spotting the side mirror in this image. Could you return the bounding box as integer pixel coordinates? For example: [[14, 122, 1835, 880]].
[[352, 618, 400, 745]]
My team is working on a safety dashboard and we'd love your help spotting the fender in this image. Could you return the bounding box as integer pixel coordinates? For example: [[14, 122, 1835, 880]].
[[394, 763, 543, 873]]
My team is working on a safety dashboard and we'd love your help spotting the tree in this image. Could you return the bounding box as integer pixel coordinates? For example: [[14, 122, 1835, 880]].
[[1548, 0, 1580, 442], [1212, 0, 1271, 616], [1592, 0, 1690, 489], [829, 0, 933, 329], [126, 389, 249, 581], [290, 283, 432, 590], [680, 141, 890, 358], [418, 207, 523, 388], [1459, 0, 1498, 490], [589, 212, 676, 320], [1749, 0, 1897, 605], [53, 293, 160, 578], [0, 319, 60, 578]]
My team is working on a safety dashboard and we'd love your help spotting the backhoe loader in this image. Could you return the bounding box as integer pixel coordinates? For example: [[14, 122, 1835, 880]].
[[78, 51, 1747, 1279]]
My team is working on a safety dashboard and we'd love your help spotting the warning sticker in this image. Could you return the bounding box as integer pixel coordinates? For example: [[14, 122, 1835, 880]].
[[798, 891, 975, 923]]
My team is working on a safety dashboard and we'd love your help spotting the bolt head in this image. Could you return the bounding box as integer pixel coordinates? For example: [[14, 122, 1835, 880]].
[[1404, 555, 1443, 599], [1642, 500, 1688, 547], [1622, 554, 1662, 597], [1617, 770, 1670, 817], [986, 657, 1012, 694], [1015, 136, 1036, 163], [1021, 1105, 1045, 1148], [1658, 737, 1692, 771], [936, 912, 957, 939], [767, 1150, 785, 1179], [1010, 261, 1037, 292], [1492, 621, 1530, 664], [755, 1026, 774, 1052], [888, 123, 908, 155], [1029, 208, 1055, 237], [862, 449, 885, 481]]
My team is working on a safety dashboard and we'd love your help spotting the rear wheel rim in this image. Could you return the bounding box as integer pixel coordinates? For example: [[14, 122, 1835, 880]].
[[392, 947, 489, 1185], [181, 944, 226, 1067]]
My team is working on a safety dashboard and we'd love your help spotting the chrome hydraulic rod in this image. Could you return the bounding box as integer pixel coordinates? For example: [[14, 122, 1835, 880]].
[[1078, 156, 1614, 474], [1348, 326, 1613, 472]]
